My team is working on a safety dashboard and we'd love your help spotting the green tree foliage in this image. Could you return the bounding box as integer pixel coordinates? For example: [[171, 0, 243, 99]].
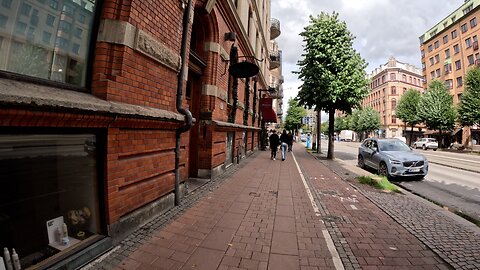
[[347, 108, 380, 140], [295, 12, 369, 159], [458, 67, 480, 127], [396, 89, 422, 145], [358, 107, 380, 134], [334, 116, 348, 132], [284, 98, 307, 132], [419, 80, 456, 148]]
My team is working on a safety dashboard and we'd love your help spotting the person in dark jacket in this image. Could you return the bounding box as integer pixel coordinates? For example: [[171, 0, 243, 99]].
[[279, 130, 289, 161], [287, 131, 293, 152], [269, 130, 280, 160]]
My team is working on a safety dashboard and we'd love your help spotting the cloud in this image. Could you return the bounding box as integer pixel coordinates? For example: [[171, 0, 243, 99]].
[[272, 0, 464, 113]]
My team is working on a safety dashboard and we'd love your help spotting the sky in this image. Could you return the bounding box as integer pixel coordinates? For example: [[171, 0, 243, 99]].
[[271, 0, 465, 115]]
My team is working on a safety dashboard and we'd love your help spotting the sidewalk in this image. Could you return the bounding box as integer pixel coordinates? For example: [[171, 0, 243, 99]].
[[82, 145, 480, 270]]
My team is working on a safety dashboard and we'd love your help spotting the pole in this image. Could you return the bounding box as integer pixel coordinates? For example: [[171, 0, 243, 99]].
[[316, 110, 321, 153]]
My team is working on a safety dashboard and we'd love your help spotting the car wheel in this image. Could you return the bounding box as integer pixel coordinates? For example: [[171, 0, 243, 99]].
[[422, 145, 426, 150], [378, 162, 389, 178], [358, 155, 365, 169], [433, 148, 437, 151]]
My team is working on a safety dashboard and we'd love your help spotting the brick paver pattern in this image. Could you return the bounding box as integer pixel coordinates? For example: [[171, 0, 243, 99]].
[[82, 144, 480, 270]]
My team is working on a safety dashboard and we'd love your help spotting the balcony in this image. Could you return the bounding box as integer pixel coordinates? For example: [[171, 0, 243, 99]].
[[269, 50, 281, 70], [270, 18, 281, 39], [268, 83, 284, 99]]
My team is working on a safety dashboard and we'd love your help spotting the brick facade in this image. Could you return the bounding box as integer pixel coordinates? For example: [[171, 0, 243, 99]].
[[0, 0, 281, 266]]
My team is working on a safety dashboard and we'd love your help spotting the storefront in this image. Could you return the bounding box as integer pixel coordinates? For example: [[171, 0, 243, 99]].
[[0, 131, 105, 269]]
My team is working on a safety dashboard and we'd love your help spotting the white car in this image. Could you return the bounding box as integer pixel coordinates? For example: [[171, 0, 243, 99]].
[[413, 138, 438, 151]]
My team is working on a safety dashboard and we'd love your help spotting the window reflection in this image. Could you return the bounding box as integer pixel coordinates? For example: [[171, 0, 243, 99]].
[[0, 133, 102, 268], [0, 0, 96, 87]]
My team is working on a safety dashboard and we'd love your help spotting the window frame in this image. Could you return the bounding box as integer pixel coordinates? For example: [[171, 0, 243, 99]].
[[471, 17, 478, 28], [451, 29, 458, 39]]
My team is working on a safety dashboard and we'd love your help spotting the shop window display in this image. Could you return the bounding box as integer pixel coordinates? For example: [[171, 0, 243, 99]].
[[0, 133, 103, 269]]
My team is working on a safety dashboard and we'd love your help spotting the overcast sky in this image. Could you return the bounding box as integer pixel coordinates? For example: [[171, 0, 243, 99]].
[[271, 0, 465, 113]]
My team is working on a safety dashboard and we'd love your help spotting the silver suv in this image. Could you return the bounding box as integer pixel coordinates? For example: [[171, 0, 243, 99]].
[[413, 138, 438, 151]]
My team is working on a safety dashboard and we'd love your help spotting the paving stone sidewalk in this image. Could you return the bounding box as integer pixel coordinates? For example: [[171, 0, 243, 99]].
[[307, 147, 480, 270], [82, 145, 479, 270]]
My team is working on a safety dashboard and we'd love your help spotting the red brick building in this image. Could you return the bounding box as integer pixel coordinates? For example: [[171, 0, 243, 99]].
[[0, 0, 282, 268]]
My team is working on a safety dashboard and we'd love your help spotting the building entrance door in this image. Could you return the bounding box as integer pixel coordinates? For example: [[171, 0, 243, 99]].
[[187, 71, 201, 178]]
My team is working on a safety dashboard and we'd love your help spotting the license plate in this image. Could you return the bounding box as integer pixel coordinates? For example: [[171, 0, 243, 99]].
[[409, 168, 420, 172]]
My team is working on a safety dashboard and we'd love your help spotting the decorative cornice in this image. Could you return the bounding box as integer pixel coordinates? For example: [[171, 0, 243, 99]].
[[97, 19, 181, 72], [202, 84, 227, 101], [204, 42, 229, 61], [237, 100, 245, 110], [205, 120, 261, 131]]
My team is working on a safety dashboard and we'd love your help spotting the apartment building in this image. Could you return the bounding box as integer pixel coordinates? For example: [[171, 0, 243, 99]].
[[364, 57, 424, 140], [419, 0, 480, 145], [0, 0, 282, 268]]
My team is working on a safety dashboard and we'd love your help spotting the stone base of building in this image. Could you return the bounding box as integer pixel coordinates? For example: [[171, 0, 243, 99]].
[[108, 183, 186, 245]]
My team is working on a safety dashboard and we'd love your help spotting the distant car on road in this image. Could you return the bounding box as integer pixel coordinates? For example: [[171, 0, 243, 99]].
[[413, 138, 438, 151], [358, 138, 428, 180]]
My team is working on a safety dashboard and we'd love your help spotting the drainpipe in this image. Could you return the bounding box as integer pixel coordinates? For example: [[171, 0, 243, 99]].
[[175, 0, 193, 206]]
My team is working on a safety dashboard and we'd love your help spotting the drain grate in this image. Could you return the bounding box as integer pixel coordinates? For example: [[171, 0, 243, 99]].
[[321, 215, 344, 223], [317, 190, 340, 196], [249, 192, 260, 197], [268, 190, 278, 196]]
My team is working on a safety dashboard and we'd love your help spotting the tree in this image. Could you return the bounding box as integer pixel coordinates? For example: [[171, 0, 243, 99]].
[[284, 98, 307, 133], [334, 115, 349, 132], [295, 12, 369, 159], [396, 89, 422, 145], [419, 80, 456, 148], [348, 108, 380, 140], [458, 67, 480, 146], [357, 107, 380, 138]]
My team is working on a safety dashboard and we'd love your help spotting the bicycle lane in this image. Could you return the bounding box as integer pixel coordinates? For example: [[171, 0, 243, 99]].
[[291, 146, 450, 269]]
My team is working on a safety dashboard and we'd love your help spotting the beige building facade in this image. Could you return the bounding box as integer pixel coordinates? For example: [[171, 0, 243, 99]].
[[364, 57, 424, 140]]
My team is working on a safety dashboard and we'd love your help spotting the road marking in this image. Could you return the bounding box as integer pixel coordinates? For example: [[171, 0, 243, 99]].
[[424, 153, 480, 164], [350, 204, 358, 210], [291, 152, 345, 270]]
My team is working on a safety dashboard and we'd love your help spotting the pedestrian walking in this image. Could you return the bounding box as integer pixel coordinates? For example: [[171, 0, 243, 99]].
[[279, 130, 289, 161], [287, 131, 293, 152], [269, 130, 280, 160]]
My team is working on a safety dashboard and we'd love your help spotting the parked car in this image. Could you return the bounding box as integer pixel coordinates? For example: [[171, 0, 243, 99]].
[[358, 138, 428, 179], [413, 138, 438, 151]]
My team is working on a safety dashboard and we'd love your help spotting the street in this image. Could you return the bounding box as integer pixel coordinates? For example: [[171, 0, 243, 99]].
[[326, 140, 480, 223]]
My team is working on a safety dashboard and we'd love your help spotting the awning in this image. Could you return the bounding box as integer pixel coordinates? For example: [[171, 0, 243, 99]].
[[261, 97, 277, 123]]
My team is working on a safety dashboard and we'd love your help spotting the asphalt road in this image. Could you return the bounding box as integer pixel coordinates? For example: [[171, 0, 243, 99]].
[[325, 140, 480, 223]]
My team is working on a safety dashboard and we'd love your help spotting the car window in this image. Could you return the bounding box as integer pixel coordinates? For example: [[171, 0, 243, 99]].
[[379, 140, 410, 151], [362, 140, 371, 148], [371, 140, 378, 150]]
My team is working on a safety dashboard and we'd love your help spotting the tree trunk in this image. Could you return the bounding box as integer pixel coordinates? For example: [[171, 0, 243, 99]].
[[439, 129, 443, 148], [409, 124, 415, 146], [327, 108, 335, 159]]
